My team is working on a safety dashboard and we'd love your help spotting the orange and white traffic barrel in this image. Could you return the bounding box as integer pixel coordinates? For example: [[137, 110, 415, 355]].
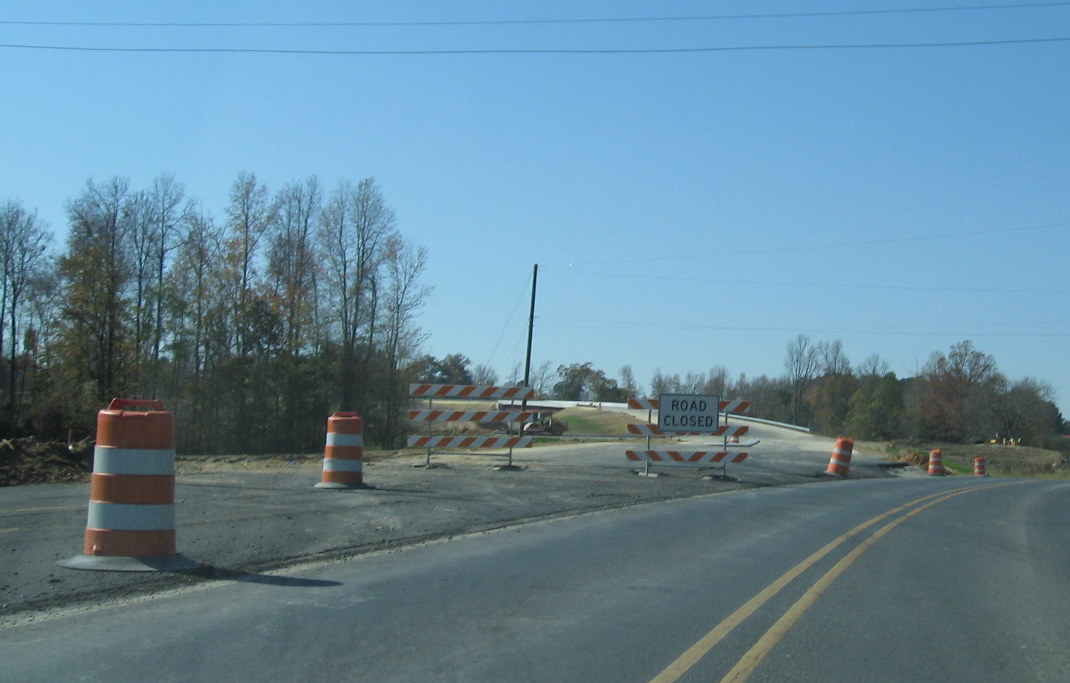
[[928, 449, 946, 476], [825, 437, 854, 476], [973, 456, 987, 476], [59, 398, 197, 572], [315, 411, 367, 489]]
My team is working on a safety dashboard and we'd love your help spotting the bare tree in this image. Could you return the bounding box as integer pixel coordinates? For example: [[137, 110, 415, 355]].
[[319, 177, 395, 410], [650, 368, 678, 396], [471, 363, 499, 386], [0, 200, 52, 414], [819, 339, 852, 375], [60, 177, 133, 401], [380, 236, 430, 445], [268, 176, 322, 356], [224, 171, 275, 355], [857, 353, 890, 378], [147, 175, 187, 371], [619, 364, 638, 398], [531, 360, 555, 395], [702, 365, 731, 396], [785, 333, 820, 425]]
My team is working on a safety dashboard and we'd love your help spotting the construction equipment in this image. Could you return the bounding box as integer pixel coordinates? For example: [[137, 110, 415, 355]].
[[521, 414, 568, 436]]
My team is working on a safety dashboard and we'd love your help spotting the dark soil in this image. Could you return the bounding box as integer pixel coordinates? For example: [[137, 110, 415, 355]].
[[0, 438, 92, 486]]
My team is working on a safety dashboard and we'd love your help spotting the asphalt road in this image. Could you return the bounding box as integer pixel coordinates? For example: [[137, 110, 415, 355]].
[[3, 476, 1068, 682], [0, 421, 887, 618]]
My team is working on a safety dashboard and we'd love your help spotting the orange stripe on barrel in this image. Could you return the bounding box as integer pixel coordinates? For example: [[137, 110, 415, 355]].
[[83, 529, 176, 557], [90, 474, 174, 505]]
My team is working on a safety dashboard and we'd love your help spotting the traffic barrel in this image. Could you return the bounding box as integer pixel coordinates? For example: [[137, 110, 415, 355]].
[[928, 449, 946, 476], [973, 456, 987, 476], [825, 437, 854, 476], [59, 399, 197, 572], [315, 411, 367, 489]]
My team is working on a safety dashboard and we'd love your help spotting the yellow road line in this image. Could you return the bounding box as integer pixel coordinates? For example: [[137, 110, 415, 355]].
[[720, 486, 1004, 681], [651, 482, 1013, 683]]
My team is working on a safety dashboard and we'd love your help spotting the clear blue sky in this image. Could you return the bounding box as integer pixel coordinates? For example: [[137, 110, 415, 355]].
[[2, 1, 1068, 414]]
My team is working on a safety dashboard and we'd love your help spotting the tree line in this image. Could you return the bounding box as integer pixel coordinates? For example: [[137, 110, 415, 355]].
[[1, 177, 1065, 452], [533, 335, 1062, 447], [1, 173, 429, 452]]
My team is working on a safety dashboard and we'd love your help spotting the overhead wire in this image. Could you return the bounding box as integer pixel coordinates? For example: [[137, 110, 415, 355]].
[[1, 37, 1068, 55], [2, 2, 1069, 28], [554, 222, 1070, 268]]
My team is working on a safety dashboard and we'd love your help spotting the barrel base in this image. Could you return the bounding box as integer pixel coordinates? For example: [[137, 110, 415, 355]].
[[57, 553, 199, 572], [314, 481, 372, 490]]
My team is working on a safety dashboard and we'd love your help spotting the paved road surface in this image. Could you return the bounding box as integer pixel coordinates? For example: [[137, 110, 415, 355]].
[[5, 476, 1068, 681], [1, 421, 889, 618]]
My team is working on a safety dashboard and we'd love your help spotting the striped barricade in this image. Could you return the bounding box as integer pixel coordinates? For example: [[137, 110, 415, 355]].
[[627, 449, 749, 479], [627, 424, 750, 439], [627, 394, 755, 479], [410, 384, 536, 400], [410, 384, 537, 468], [627, 397, 752, 414], [407, 436, 534, 449], [626, 450, 749, 465]]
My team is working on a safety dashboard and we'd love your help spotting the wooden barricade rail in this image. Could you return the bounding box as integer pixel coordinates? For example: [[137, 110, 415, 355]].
[[408, 384, 537, 468]]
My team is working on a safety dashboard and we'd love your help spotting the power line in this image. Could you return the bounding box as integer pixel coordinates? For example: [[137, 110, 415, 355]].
[[540, 317, 1070, 338], [559, 222, 1070, 268], [3, 2, 1068, 28], [1, 36, 1068, 55], [553, 270, 1068, 295]]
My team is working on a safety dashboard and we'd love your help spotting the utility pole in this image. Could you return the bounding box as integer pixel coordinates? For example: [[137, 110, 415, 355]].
[[522, 264, 538, 409]]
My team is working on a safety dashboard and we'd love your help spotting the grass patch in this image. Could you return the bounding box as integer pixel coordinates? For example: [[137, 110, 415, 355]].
[[552, 407, 637, 436]]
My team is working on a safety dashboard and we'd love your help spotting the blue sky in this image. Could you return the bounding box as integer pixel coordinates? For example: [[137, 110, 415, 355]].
[[2, 1, 1068, 413]]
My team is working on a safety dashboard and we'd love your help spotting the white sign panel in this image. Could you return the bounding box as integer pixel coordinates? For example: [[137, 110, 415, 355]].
[[658, 394, 720, 433]]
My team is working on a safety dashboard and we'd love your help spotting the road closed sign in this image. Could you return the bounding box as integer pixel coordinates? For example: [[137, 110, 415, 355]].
[[658, 394, 720, 433]]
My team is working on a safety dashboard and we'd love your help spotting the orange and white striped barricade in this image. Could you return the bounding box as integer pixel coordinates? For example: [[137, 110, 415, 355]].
[[408, 384, 537, 469], [973, 456, 987, 476], [825, 437, 854, 477], [626, 396, 755, 479], [626, 449, 748, 479], [928, 449, 946, 475], [59, 398, 197, 572], [316, 412, 368, 489]]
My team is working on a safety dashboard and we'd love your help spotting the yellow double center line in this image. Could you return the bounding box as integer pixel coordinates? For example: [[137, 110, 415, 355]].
[[651, 482, 1016, 683]]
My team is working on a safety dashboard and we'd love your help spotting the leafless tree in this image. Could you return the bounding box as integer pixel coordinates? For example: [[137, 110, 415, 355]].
[[0, 200, 52, 413], [319, 178, 395, 409], [819, 339, 852, 375], [224, 172, 275, 355], [856, 353, 890, 378], [268, 176, 322, 356], [380, 236, 430, 445], [785, 333, 820, 425], [471, 363, 499, 386], [618, 364, 638, 398], [61, 177, 133, 400]]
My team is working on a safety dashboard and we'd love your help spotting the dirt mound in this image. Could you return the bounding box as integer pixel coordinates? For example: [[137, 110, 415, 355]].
[[0, 437, 93, 486]]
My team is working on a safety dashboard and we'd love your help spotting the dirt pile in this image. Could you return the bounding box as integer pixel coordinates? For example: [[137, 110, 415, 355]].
[[0, 437, 92, 486]]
